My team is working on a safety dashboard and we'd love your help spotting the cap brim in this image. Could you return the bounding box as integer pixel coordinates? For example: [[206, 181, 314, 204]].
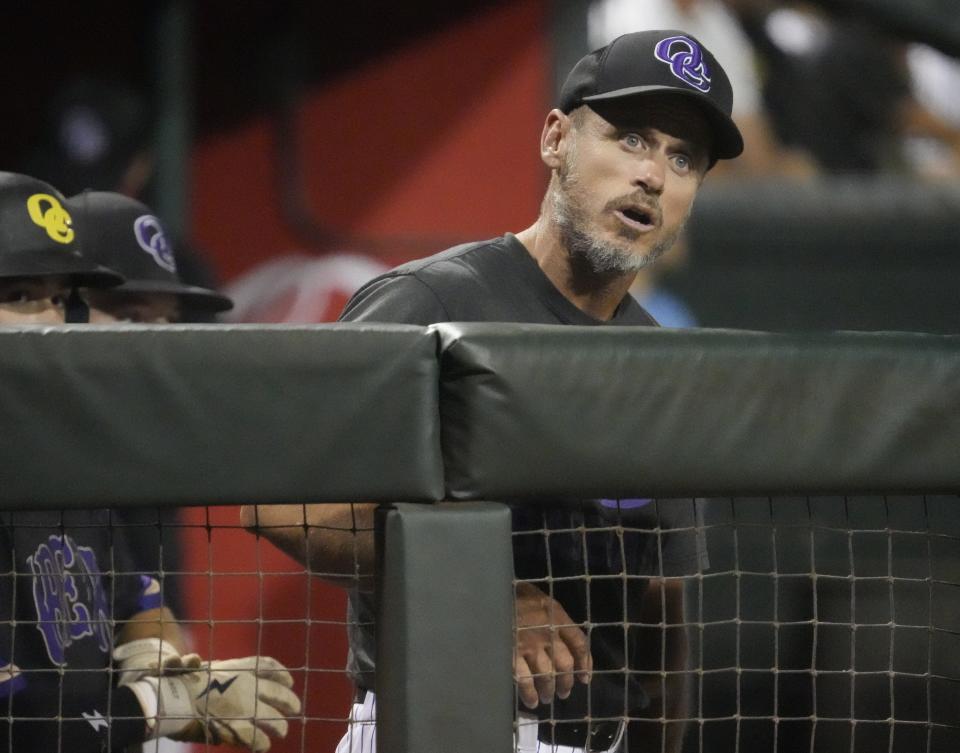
[[111, 279, 234, 312], [583, 85, 744, 160], [0, 249, 124, 288]]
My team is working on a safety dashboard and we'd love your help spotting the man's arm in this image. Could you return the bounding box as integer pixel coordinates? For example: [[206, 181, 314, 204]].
[[244, 505, 594, 707], [240, 275, 442, 588], [115, 606, 188, 652], [240, 503, 376, 590], [627, 578, 689, 753]]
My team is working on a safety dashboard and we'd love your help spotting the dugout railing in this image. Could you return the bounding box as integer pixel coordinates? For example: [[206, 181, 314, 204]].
[[1, 324, 958, 753]]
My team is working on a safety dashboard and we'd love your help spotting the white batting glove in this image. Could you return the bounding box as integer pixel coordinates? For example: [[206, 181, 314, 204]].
[[113, 638, 189, 686], [126, 655, 302, 752]]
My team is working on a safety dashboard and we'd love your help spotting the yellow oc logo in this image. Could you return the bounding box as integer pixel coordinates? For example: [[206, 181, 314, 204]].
[[26, 193, 74, 244]]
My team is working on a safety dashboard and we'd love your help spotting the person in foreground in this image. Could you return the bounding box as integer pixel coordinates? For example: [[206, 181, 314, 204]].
[[0, 172, 299, 752], [242, 29, 742, 753]]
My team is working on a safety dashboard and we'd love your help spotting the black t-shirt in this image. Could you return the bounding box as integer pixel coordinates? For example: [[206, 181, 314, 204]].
[[340, 234, 704, 720], [0, 510, 159, 752], [341, 233, 657, 327]]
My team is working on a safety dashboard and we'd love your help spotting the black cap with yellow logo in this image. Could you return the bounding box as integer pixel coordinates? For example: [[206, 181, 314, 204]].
[[0, 172, 123, 287]]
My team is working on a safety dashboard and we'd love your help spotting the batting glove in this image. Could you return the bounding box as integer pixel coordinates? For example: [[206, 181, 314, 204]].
[[126, 655, 302, 752], [113, 638, 187, 686]]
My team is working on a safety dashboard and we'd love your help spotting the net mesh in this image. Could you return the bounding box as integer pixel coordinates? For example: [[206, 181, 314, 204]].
[[511, 495, 960, 753], [0, 496, 957, 752]]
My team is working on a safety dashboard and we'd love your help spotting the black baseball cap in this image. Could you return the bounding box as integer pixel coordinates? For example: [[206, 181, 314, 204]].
[[0, 172, 123, 287], [558, 30, 744, 161], [68, 191, 233, 313]]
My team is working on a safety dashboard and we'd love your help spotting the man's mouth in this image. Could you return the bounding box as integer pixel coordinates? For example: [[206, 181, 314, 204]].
[[614, 206, 657, 231]]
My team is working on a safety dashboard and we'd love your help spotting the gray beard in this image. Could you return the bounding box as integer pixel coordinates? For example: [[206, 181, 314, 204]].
[[551, 176, 684, 276]]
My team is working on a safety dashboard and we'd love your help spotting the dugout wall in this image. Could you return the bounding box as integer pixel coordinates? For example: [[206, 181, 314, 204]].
[[0, 324, 958, 753]]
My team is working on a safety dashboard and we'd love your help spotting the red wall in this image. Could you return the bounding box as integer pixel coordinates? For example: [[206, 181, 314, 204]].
[[182, 3, 549, 751], [191, 0, 550, 280]]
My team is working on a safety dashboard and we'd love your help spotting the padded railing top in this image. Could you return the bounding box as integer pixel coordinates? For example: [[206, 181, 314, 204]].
[[0, 324, 443, 508], [1, 324, 957, 508], [435, 324, 960, 498]]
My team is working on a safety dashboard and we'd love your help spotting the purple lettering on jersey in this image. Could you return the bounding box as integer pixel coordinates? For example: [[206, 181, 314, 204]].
[[27, 535, 112, 666], [654, 35, 712, 93], [598, 498, 653, 509]]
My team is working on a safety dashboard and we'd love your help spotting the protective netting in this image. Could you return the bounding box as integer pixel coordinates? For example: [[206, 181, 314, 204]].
[[512, 495, 960, 753], [0, 506, 355, 753], [0, 497, 957, 753]]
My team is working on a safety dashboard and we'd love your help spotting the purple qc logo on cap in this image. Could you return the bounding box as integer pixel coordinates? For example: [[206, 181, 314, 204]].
[[134, 214, 176, 273], [654, 35, 712, 93]]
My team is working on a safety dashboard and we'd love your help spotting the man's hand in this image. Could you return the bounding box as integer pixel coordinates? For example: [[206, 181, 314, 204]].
[[126, 655, 302, 752], [113, 637, 184, 686], [514, 581, 592, 709]]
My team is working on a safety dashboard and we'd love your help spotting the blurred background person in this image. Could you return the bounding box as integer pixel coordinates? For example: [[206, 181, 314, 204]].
[[22, 75, 223, 309], [906, 40, 960, 178], [727, 0, 960, 177]]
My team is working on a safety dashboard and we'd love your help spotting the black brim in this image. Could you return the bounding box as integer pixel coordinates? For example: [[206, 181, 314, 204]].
[[583, 85, 744, 161], [0, 249, 124, 288], [109, 279, 234, 313]]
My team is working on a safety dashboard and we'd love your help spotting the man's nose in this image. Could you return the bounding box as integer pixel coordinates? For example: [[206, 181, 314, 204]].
[[632, 156, 665, 194]]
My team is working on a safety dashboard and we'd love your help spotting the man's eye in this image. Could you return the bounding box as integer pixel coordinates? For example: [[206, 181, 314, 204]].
[[623, 133, 643, 148], [1, 290, 31, 304], [672, 153, 693, 172]]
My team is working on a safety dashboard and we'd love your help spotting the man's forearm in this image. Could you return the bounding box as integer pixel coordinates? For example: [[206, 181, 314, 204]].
[[240, 503, 376, 589], [115, 607, 188, 653]]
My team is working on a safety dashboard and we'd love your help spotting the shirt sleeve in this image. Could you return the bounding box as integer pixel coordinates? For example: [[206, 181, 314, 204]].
[[109, 537, 164, 623], [0, 679, 148, 752], [339, 274, 450, 325]]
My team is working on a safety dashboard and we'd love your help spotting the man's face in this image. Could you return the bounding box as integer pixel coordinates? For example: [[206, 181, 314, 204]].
[[0, 277, 71, 324], [550, 97, 712, 276], [86, 291, 180, 324]]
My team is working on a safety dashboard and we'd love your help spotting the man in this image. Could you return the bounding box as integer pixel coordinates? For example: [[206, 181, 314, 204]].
[[66, 191, 233, 324], [0, 173, 122, 324], [0, 172, 299, 752], [242, 30, 742, 752]]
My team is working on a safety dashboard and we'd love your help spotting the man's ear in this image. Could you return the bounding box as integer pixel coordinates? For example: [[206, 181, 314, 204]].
[[540, 109, 570, 169]]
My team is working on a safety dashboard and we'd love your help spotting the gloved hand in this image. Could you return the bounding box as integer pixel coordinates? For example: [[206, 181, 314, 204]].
[[113, 638, 187, 686], [125, 655, 302, 752]]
